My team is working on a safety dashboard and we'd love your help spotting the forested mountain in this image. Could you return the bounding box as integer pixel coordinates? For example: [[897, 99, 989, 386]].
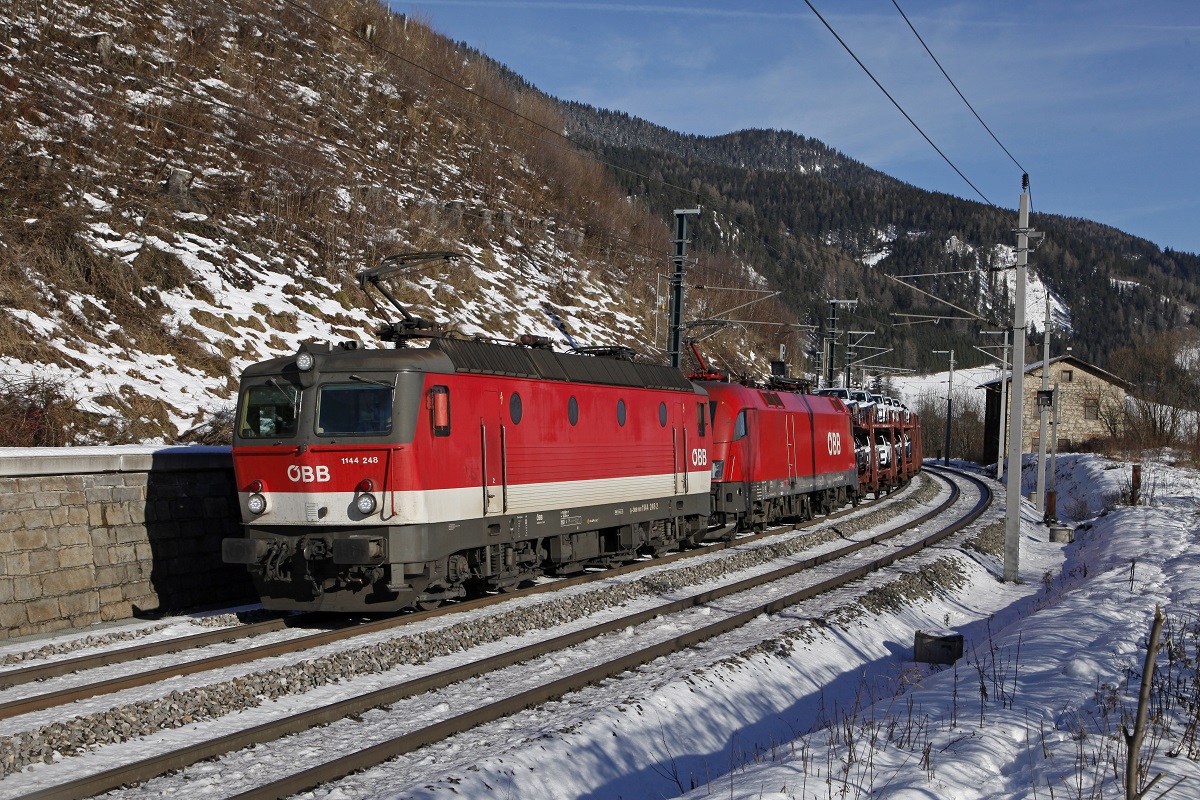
[[559, 103, 1200, 373]]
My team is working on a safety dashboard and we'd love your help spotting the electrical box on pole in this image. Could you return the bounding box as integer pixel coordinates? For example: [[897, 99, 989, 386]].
[[668, 208, 701, 370]]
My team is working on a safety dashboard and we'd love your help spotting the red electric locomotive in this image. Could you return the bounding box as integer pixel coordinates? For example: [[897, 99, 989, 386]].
[[222, 336, 714, 611], [698, 379, 858, 532]]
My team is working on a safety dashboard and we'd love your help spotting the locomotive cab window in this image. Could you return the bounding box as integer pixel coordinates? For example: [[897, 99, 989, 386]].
[[697, 402, 706, 436], [316, 384, 393, 436], [239, 382, 301, 439], [733, 409, 748, 441]]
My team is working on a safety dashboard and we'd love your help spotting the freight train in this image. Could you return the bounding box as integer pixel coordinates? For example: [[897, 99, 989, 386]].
[[222, 256, 922, 612]]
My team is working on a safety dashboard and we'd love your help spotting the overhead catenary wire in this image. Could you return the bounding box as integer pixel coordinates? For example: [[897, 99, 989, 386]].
[[891, 0, 1028, 177], [801, 0, 994, 207]]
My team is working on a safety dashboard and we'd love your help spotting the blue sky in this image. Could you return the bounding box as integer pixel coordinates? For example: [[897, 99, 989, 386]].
[[392, 1, 1200, 255]]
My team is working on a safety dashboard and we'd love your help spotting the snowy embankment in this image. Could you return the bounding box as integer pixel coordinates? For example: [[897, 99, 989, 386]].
[[304, 453, 1198, 800], [678, 453, 1200, 800]]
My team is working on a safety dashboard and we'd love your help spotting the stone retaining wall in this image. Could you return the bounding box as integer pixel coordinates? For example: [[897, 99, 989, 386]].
[[0, 447, 254, 640]]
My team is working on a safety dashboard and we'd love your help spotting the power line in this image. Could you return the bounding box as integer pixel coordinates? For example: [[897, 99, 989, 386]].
[[801, 0, 994, 207], [891, 0, 1027, 176]]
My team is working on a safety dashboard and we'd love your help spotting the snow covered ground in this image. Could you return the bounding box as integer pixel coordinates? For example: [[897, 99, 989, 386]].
[[2, 453, 1196, 800], [295, 452, 1196, 800]]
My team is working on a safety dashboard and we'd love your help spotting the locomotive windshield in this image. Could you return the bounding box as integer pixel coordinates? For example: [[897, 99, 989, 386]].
[[316, 383, 393, 436], [239, 381, 301, 439]]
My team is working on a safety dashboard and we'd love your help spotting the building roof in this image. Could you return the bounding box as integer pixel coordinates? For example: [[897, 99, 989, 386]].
[[978, 354, 1130, 390]]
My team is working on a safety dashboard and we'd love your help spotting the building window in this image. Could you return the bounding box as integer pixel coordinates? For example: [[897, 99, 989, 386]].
[[1083, 397, 1100, 420], [1060, 369, 1074, 382]]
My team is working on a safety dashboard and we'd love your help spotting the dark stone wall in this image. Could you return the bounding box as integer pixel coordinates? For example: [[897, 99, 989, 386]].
[[0, 447, 254, 639]]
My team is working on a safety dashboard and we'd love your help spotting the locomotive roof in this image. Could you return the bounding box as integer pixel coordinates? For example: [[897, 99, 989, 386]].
[[432, 338, 697, 392], [241, 338, 697, 393]]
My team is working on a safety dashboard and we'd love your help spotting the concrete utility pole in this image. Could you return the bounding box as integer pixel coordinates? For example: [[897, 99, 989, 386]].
[[1005, 175, 1041, 583], [668, 208, 701, 369], [933, 349, 955, 466], [1035, 293, 1052, 514]]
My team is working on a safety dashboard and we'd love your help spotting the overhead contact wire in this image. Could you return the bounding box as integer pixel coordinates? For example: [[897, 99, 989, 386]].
[[891, 0, 1027, 176], [801, 0, 994, 207]]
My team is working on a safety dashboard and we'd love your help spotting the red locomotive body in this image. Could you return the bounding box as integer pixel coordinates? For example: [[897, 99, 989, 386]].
[[699, 380, 858, 531], [224, 338, 712, 611]]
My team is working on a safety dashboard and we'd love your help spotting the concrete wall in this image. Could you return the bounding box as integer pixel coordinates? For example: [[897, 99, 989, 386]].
[[0, 447, 254, 640]]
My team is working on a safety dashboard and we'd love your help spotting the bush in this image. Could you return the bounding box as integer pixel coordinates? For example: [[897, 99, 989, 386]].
[[0, 374, 83, 446]]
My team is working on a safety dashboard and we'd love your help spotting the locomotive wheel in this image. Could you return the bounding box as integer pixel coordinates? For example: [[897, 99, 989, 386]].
[[416, 599, 442, 611]]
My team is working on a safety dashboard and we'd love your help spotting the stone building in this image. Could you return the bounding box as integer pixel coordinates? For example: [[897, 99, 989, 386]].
[[980, 355, 1129, 465]]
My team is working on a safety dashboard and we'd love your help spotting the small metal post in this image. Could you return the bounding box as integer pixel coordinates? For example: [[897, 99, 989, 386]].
[[934, 349, 955, 466], [1035, 294, 1052, 515]]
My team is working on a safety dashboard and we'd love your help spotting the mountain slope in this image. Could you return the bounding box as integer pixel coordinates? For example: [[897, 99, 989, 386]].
[[2, 0, 748, 442]]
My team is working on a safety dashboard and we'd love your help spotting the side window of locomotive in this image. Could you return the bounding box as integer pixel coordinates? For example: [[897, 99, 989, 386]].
[[429, 385, 451, 437], [697, 402, 706, 436], [510, 392, 523, 424], [617, 398, 627, 427], [239, 382, 300, 439], [568, 395, 579, 426], [316, 384, 393, 436], [733, 409, 748, 441], [658, 401, 667, 428]]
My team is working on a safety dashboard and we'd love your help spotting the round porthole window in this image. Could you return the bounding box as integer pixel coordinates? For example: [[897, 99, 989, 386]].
[[510, 392, 522, 424], [658, 401, 667, 427], [617, 399, 627, 426], [568, 396, 579, 426]]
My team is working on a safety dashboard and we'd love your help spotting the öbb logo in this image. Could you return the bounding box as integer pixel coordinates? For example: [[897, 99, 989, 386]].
[[287, 465, 331, 483], [690, 448, 708, 466], [826, 431, 843, 456]]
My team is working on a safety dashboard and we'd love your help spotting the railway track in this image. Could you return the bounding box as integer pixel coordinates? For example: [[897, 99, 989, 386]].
[[1, 467, 990, 799], [0, 477, 915, 720]]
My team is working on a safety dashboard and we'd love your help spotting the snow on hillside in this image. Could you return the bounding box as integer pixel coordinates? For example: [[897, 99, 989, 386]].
[[0, 235, 636, 439], [856, 234, 1074, 336], [894, 365, 1002, 406]]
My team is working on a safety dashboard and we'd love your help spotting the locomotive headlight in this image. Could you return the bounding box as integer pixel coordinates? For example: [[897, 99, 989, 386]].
[[711, 459, 725, 482], [295, 351, 315, 371], [355, 492, 378, 515], [247, 493, 268, 515]]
